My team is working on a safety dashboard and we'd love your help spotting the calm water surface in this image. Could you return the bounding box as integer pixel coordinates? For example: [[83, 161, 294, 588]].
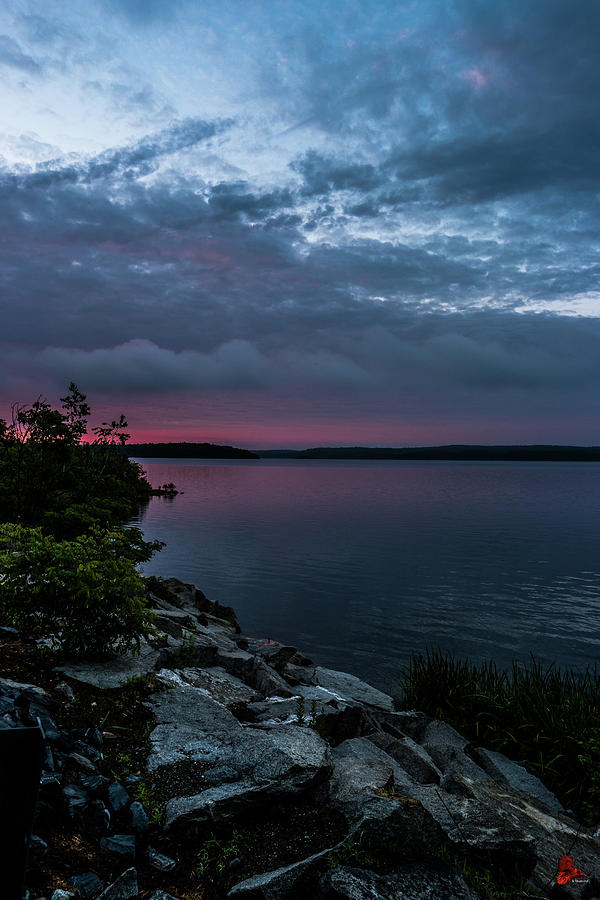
[[130, 460, 600, 692]]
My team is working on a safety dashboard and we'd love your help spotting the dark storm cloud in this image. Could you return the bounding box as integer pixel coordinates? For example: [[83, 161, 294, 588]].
[[2, 0, 600, 436]]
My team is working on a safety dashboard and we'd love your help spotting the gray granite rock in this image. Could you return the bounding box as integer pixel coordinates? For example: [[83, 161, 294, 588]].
[[95, 868, 138, 900], [421, 720, 489, 782], [100, 834, 136, 858], [326, 737, 416, 825], [164, 725, 330, 828], [130, 800, 149, 832], [368, 733, 442, 784], [468, 746, 564, 813], [71, 872, 105, 898], [227, 844, 341, 898], [148, 846, 176, 871], [67, 751, 97, 775], [148, 891, 183, 900], [55, 638, 161, 688], [108, 781, 130, 812], [310, 667, 395, 712], [54, 681, 75, 701], [79, 774, 109, 794], [50, 891, 74, 900], [318, 864, 482, 899], [147, 676, 243, 771], [174, 666, 261, 706]]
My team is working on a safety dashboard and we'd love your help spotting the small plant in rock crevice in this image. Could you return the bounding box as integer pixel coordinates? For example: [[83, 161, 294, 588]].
[[195, 830, 242, 877]]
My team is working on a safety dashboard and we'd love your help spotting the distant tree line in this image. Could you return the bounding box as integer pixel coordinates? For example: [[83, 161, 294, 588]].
[[120, 442, 258, 459], [258, 445, 600, 461]]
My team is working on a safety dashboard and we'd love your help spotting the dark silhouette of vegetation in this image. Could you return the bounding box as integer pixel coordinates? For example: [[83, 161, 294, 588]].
[[0, 383, 155, 539], [120, 442, 259, 459], [0, 384, 163, 657], [259, 445, 600, 461]]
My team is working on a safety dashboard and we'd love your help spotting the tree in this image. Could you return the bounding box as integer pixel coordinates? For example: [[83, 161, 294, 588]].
[[0, 384, 154, 538]]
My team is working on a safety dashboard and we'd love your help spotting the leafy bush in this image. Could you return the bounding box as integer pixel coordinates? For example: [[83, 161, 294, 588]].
[[396, 647, 600, 824], [0, 523, 163, 657]]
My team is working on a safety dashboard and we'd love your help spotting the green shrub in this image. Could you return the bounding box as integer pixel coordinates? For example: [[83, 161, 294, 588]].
[[0, 523, 163, 657]]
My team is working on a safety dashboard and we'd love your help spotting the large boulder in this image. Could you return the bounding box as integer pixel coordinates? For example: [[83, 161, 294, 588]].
[[55, 638, 162, 688], [317, 864, 482, 899], [147, 673, 331, 828], [164, 724, 330, 828]]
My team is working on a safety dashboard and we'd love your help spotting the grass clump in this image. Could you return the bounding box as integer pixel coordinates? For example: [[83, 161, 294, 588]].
[[195, 831, 242, 877], [396, 648, 600, 824]]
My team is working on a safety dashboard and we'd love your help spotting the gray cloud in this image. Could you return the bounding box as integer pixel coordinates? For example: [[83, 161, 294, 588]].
[[2, 0, 600, 439]]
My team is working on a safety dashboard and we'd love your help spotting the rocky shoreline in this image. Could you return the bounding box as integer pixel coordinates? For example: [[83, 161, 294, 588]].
[[2, 577, 600, 900]]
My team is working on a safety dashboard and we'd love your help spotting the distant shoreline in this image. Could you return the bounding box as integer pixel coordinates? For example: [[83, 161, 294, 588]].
[[122, 442, 600, 462], [256, 445, 600, 461]]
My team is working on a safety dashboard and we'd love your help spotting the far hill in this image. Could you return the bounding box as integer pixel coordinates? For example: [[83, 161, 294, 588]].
[[257, 445, 600, 461], [121, 442, 259, 459]]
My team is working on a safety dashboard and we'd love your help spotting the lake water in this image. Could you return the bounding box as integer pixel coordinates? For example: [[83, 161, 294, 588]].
[[130, 459, 600, 692]]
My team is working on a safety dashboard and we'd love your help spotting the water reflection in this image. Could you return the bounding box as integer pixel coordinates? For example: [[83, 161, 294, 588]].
[[131, 459, 600, 691]]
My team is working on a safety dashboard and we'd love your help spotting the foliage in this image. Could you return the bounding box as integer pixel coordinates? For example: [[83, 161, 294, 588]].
[[0, 522, 163, 657], [396, 647, 600, 824], [195, 831, 242, 877], [0, 383, 153, 538]]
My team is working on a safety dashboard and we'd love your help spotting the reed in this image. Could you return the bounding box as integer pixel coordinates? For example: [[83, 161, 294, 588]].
[[396, 649, 600, 824]]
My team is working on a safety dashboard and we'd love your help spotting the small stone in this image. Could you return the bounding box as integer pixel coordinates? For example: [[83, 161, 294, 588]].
[[148, 846, 176, 871], [108, 781, 130, 812], [85, 725, 103, 748], [67, 751, 97, 774], [130, 800, 149, 832], [73, 740, 102, 763], [148, 892, 182, 900], [29, 834, 48, 852], [83, 798, 111, 836], [79, 773, 109, 794], [227, 856, 243, 873], [50, 891, 74, 900], [96, 867, 138, 900], [125, 773, 142, 785], [54, 681, 75, 702], [100, 834, 136, 858], [72, 872, 105, 898], [63, 783, 88, 818]]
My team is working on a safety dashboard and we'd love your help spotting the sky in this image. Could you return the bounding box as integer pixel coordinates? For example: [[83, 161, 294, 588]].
[[1, 0, 599, 448]]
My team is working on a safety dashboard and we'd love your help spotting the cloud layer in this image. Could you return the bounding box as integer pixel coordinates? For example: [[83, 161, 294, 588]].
[[1, 1, 599, 444]]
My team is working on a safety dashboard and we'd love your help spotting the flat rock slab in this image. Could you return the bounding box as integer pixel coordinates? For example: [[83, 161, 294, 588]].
[[318, 864, 482, 899], [147, 674, 330, 827], [326, 737, 418, 826], [442, 773, 600, 896], [368, 733, 442, 785], [228, 843, 343, 898], [469, 746, 564, 813], [147, 675, 241, 771], [56, 639, 162, 688], [176, 666, 261, 706], [164, 724, 330, 828], [310, 667, 395, 712]]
